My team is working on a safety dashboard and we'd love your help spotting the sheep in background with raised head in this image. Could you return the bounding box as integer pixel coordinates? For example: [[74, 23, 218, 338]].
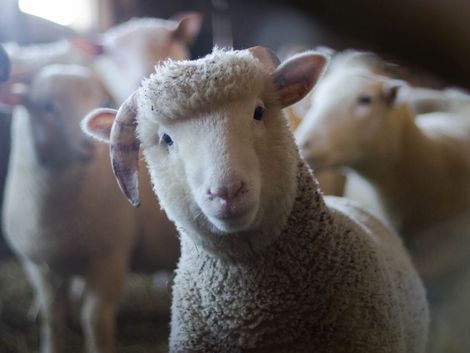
[[84, 47, 429, 353], [3, 12, 202, 104]]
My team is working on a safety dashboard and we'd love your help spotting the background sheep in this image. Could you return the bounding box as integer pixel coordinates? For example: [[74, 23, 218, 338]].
[[0, 64, 179, 353], [91, 13, 202, 104], [84, 47, 429, 353], [294, 50, 470, 353], [0, 12, 202, 263], [3, 12, 202, 104]]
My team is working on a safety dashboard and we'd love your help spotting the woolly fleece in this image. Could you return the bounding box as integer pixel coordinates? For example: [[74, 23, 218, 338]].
[[138, 48, 266, 120], [170, 161, 428, 353]]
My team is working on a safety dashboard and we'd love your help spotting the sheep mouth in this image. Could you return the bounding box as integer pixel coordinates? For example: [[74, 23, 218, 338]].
[[206, 203, 258, 233], [215, 201, 249, 217]]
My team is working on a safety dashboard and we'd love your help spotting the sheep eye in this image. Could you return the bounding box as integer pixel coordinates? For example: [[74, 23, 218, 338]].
[[253, 106, 264, 120], [162, 133, 173, 146], [357, 95, 372, 105]]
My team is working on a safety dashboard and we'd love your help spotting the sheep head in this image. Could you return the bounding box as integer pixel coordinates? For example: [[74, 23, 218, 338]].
[[83, 47, 326, 254], [295, 63, 408, 170], [84, 13, 203, 104], [0, 65, 108, 167]]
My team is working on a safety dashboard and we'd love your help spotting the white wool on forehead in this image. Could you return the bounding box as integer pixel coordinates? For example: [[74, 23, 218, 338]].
[[137, 48, 267, 120]]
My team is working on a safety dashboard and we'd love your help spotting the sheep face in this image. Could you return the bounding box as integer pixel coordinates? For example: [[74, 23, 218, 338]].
[[140, 96, 298, 237], [16, 65, 106, 167], [295, 69, 404, 170], [83, 48, 327, 254]]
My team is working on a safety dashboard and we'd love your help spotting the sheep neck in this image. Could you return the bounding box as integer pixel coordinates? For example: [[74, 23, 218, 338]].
[[179, 160, 331, 263], [354, 104, 470, 235]]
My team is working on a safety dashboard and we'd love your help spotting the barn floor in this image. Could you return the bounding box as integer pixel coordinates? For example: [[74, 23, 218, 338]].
[[0, 259, 171, 353]]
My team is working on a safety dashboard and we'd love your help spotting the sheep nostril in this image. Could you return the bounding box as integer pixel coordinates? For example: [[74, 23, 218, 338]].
[[208, 181, 246, 202], [208, 186, 229, 201]]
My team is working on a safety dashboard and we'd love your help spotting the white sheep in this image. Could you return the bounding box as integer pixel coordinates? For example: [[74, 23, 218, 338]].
[[3, 12, 202, 104], [83, 47, 429, 353], [295, 50, 470, 235], [294, 50, 470, 353], [1, 64, 179, 353], [91, 13, 202, 104]]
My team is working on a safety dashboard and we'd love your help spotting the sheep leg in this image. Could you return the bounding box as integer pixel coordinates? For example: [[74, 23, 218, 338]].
[[81, 252, 129, 353], [23, 260, 69, 353]]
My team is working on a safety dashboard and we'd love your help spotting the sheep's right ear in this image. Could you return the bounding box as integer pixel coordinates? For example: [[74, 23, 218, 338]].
[[273, 52, 328, 108], [81, 108, 117, 144], [382, 79, 407, 106]]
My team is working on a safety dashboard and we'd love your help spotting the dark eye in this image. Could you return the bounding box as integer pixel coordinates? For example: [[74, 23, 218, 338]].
[[357, 95, 372, 105], [253, 106, 264, 120], [162, 133, 173, 146]]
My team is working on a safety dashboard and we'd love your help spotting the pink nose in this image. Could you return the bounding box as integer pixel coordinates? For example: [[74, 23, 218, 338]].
[[208, 180, 246, 202]]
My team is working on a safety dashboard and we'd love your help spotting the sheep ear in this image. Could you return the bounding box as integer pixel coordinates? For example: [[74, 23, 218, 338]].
[[273, 52, 327, 107], [81, 108, 117, 144], [172, 12, 203, 43], [109, 93, 141, 207], [382, 79, 405, 106]]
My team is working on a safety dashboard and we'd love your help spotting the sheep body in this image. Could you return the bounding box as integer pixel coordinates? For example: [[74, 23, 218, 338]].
[[170, 163, 427, 353], [2, 65, 178, 353], [84, 48, 429, 353]]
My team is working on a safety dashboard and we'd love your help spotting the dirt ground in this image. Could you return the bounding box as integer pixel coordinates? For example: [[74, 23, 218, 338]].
[[0, 259, 171, 353]]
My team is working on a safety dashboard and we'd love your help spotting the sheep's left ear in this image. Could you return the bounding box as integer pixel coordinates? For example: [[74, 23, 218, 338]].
[[172, 12, 203, 43], [81, 108, 117, 144], [382, 79, 406, 106], [273, 52, 328, 108]]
